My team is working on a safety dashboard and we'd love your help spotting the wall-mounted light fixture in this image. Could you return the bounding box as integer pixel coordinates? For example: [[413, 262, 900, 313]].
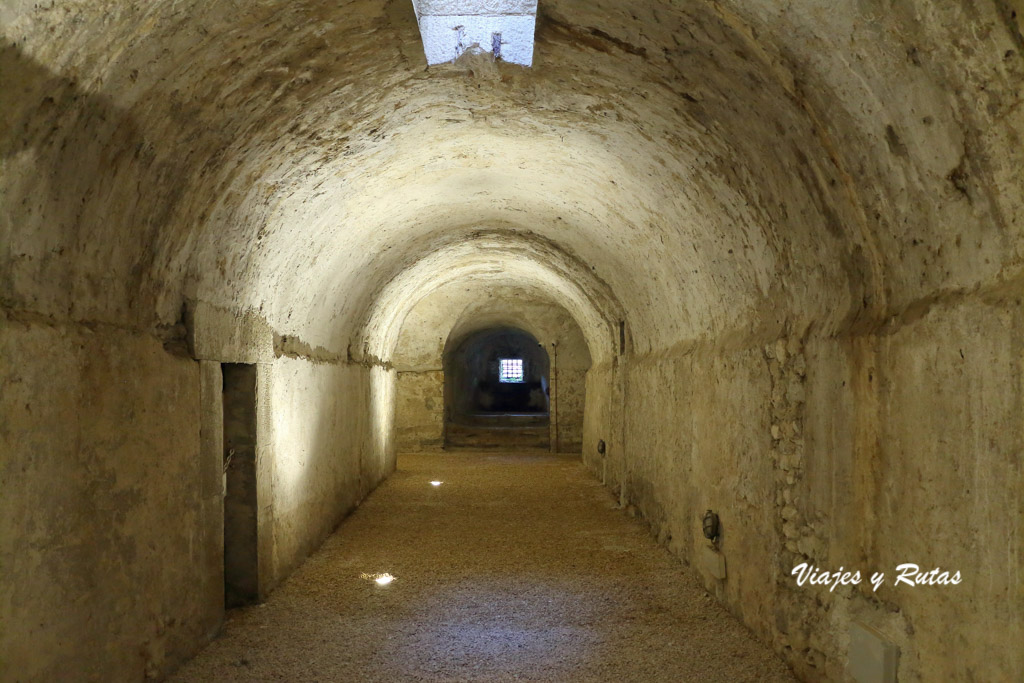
[[597, 439, 606, 455], [702, 510, 720, 543]]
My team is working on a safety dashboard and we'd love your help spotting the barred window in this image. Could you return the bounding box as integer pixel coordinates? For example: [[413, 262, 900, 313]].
[[499, 358, 524, 383]]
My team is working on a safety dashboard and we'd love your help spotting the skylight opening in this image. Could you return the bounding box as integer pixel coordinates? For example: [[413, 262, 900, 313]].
[[411, 1, 537, 67]]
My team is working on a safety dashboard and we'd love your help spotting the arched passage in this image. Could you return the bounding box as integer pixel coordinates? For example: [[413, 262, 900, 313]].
[[443, 326, 550, 449], [392, 278, 595, 453], [445, 327, 550, 418], [2, 1, 1022, 680]]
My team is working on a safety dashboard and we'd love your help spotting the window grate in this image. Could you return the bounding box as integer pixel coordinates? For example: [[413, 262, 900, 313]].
[[499, 358, 524, 383]]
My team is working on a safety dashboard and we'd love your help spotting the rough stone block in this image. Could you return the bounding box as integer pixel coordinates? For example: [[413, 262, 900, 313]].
[[849, 622, 899, 683], [701, 545, 727, 580]]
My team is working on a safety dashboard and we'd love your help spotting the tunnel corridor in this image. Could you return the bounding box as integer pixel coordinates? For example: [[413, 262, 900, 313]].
[[2, 0, 1023, 681], [171, 450, 795, 682]]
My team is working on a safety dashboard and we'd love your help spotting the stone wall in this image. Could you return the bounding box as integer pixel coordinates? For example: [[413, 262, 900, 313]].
[[0, 316, 221, 680], [598, 287, 1023, 681], [553, 368, 587, 452], [259, 359, 395, 590], [0, 306, 395, 680], [2, 0, 1022, 679], [396, 371, 445, 452], [189, 303, 397, 598], [581, 361, 623, 489]]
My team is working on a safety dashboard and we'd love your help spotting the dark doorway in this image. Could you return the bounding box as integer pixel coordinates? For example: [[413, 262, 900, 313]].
[[443, 327, 550, 449], [221, 363, 260, 607]]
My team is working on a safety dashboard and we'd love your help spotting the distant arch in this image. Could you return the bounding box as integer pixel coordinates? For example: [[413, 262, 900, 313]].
[[443, 326, 551, 449]]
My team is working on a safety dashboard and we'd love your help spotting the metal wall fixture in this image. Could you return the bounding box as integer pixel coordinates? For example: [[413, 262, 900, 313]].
[[702, 509, 720, 543]]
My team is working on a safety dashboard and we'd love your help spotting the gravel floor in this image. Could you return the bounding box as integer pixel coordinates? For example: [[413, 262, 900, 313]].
[[171, 451, 796, 682]]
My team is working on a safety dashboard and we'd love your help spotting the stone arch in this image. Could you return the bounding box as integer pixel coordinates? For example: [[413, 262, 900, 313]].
[[442, 325, 550, 449]]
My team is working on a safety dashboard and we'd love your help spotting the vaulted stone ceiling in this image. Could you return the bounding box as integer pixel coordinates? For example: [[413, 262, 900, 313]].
[[2, 3, 1023, 680], [5, 1, 1019, 361]]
